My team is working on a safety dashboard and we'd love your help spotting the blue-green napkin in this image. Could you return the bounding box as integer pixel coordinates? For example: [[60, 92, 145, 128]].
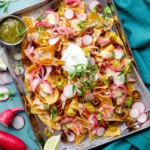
[[101, 0, 150, 150]]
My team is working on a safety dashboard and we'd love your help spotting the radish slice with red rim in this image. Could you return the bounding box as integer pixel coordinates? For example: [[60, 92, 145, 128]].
[[77, 13, 87, 21], [13, 53, 22, 61], [14, 66, 25, 76], [12, 115, 25, 130], [88, 0, 100, 11], [141, 119, 150, 128], [66, 132, 75, 142], [129, 108, 140, 119], [88, 114, 98, 127], [1, 72, 13, 85], [137, 112, 148, 124], [63, 84, 76, 99], [82, 34, 93, 46], [132, 102, 146, 114], [96, 126, 105, 136], [64, 8, 74, 20], [0, 87, 10, 101]]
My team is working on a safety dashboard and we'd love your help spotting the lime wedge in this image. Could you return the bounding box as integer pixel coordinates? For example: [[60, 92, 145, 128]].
[[44, 135, 61, 150]]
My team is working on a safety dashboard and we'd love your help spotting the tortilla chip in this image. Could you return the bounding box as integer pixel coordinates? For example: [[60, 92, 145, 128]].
[[38, 114, 51, 127], [44, 88, 59, 105], [89, 131, 99, 141], [96, 94, 113, 107], [40, 58, 65, 66], [103, 125, 121, 137], [75, 133, 86, 145], [126, 83, 135, 96], [22, 16, 35, 28], [101, 44, 115, 53], [70, 98, 79, 110], [34, 45, 56, 59], [71, 2, 86, 14]]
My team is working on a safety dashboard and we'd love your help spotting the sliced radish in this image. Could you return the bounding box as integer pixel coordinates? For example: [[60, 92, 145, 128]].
[[13, 52, 22, 61], [0, 87, 10, 101], [46, 14, 57, 25], [129, 108, 140, 119], [137, 112, 148, 124], [14, 66, 25, 76], [113, 72, 125, 86], [1, 72, 13, 85], [141, 119, 150, 128], [77, 13, 87, 21], [64, 8, 74, 20], [88, 0, 100, 11], [114, 49, 124, 60], [82, 34, 93, 46], [66, 132, 75, 142], [49, 37, 60, 45], [96, 126, 105, 136], [88, 114, 98, 127], [132, 102, 146, 114], [12, 115, 25, 130], [63, 84, 76, 99]]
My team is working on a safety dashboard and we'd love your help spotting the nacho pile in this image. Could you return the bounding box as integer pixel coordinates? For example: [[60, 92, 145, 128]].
[[21, 0, 141, 145]]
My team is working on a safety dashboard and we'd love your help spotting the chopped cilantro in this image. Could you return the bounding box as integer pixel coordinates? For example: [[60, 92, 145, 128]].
[[126, 97, 133, 108], [51, 107, 57, 122], [104, 6, 112, 16]]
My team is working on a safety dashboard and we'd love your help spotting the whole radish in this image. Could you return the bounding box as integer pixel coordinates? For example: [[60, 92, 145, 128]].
[[0, 107, 25, 127], [0, 130, 29, 150]]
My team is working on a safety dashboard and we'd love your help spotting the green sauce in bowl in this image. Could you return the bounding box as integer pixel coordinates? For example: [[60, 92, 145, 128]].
[[0, 15, 26, 45]]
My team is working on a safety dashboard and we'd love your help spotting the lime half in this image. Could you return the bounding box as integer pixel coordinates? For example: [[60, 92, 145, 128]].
[[44, 135, 61, 150]]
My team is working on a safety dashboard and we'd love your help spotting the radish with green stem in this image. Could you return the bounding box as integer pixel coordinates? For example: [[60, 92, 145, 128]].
[[13, 62, 25, 76], [0, 107, 25, 127]]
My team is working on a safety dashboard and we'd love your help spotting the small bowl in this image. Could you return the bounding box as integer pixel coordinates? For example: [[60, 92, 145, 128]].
[[0, 15, 26, 46]]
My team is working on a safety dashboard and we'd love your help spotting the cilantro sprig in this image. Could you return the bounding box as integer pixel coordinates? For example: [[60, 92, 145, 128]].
[[69, 61, 98, 95], [51, 107, 57, 122], [15, 26, 28, 38]]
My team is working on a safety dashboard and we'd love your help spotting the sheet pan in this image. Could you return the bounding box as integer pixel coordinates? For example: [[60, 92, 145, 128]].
[[1, 0, 150, 149]]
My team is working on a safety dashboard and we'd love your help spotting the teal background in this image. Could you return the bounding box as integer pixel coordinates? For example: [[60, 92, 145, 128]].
[[0, 1, 44, 150], [0, 0, 44, 17], [0, 82, 41, 150]]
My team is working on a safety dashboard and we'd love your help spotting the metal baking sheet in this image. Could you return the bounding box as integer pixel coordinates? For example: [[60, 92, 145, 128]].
[[2, 0, 150, 149]]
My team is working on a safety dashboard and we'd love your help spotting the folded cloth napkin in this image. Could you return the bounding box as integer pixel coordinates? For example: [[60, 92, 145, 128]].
[[99, 0, 150, 150]]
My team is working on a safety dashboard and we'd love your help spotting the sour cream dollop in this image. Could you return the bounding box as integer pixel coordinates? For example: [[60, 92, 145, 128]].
[[61, 43, 88, 73]]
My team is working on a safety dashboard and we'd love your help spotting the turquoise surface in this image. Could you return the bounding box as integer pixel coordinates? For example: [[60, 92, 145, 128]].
[[0, 0, 44, 17], [101, 0, 150, 150], [0, 0, 42, 150], [0, 81, 41, 150], [0, 1, 44, 149]]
